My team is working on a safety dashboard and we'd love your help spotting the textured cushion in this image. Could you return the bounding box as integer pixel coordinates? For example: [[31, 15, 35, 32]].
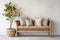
[[35, 18, 43, 26], [20, 17, 26, 26], [25, 18, 33, 26], [43, 18, 49, 26]]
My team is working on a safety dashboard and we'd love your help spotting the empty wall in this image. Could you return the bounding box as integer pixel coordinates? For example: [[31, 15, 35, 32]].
[[0, 0, 60, 35]]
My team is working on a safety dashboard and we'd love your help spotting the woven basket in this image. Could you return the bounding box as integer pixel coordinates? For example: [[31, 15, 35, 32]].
[[7, 28, 16, 37]]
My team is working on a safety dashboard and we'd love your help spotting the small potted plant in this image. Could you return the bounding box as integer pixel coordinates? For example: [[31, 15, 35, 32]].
[[3, 2, 20, 37]]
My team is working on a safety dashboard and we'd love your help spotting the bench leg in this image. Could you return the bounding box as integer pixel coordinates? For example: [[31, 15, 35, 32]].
[[48, 27, 52, 37], [48, 32, 51, 37], [16, 31, 18, 37], [16, 32, 19, 37]]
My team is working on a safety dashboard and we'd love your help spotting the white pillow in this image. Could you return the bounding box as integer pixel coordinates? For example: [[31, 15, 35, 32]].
[[20, 18, 26, 26], [35, 18, 43, 26], [25, 19, 33, 26], [43, 18, 49, 26]]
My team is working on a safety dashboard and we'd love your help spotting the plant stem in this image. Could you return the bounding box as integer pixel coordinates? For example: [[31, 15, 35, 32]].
[[10, 17, 14, 28], [10, 20, 12, 28]]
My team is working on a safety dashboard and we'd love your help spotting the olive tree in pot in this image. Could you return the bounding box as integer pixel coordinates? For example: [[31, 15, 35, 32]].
[[3, 2, 20, 37]]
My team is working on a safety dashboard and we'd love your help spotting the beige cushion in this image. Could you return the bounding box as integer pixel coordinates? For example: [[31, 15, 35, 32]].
[[25, 19, 33, 26], [43, 18, 49, 26], [35, 18, 43, 26], [20, 18, 26, 26]]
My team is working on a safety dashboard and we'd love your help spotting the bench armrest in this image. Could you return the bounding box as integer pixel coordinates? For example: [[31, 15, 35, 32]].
[[15, 20, 20, 27]]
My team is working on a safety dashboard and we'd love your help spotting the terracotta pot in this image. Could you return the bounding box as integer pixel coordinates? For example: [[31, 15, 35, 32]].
[[6, 28, 16, 37]]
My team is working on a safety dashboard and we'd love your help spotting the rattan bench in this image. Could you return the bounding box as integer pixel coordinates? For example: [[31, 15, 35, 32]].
[[15, 20, 52, 37]]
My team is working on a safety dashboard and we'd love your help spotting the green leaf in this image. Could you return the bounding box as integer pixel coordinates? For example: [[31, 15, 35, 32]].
[[13, 14, 18, 17], [5, 4, 8, 7], [13, 6, 16, 10], [4, 9, 7, 12], [6, 18, 9, 20], [9, 2, 12, 5], [18, 13, 20, 16], [4, 13, 12, 18]]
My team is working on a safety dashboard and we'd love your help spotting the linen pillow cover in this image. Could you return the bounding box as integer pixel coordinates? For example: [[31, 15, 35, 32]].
[[35, 18, 43, 26]]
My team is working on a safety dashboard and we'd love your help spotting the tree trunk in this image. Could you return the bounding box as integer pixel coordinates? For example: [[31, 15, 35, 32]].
[[10, 17, 14, 28], [10, 21, 12, 28]]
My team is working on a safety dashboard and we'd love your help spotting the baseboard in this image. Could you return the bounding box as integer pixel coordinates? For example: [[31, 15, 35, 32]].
[[19, 35, 60, 37]]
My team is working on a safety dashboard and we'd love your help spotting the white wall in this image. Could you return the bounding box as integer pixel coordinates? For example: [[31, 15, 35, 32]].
[[0, 0, 60, 35]]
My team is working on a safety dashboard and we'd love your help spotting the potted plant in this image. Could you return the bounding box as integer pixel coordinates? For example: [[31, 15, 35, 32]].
[[3, 2, 20, 37]]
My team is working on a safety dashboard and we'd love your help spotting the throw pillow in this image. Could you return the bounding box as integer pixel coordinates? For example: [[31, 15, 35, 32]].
[[20, 17, 26, 26], [43, 18, 49, 26], [35, 18, 43, 26], [25, 18, 33, 26]]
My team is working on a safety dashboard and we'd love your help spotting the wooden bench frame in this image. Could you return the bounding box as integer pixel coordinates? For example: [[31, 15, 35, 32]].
[[15, 20, 52, 37]]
